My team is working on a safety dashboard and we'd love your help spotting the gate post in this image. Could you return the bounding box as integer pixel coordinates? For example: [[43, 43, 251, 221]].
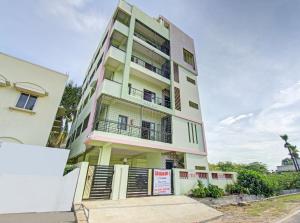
[[172, 168, 181, 195], [111, 165, 129, 200]]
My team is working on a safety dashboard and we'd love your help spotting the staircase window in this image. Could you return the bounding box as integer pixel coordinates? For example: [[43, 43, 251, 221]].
[[175, 87, 181, 111]]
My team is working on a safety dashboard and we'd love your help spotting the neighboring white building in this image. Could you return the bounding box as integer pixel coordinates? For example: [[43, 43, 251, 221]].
[[0, 52, 68, 146], [277, 158, 300, 172]]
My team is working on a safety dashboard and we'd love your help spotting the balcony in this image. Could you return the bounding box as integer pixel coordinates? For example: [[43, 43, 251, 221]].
[[95, 119, 172, 144], [128, 85, 171, 108], [131, 55, 170, 79], [134, 20, 170, 56]]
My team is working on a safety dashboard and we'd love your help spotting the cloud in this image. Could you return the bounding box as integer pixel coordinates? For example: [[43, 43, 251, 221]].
[[219, 113, 253, 126], [207, 81, 300, 170], [37, 0, 107, 33]]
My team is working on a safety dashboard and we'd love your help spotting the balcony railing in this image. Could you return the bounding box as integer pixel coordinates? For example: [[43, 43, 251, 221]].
[[131, 55, 170, 79], [134, 32, 170, 55], [95, 119, 172, 144], [128, 86, 171, 109]]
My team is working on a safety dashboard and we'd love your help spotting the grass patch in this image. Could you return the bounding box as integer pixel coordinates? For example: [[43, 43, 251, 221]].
[[246, 194, 300, 217]]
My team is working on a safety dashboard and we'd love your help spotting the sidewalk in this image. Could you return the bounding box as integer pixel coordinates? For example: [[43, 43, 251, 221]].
[[0, 212, 75, 223], [80, 195, 222, 223]]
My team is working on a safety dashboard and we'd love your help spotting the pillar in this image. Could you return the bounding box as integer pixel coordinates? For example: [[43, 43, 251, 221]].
[[110, 165, 129, 200], [97, 144, 112, 165]]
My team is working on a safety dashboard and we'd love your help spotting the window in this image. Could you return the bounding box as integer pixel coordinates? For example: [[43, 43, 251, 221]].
[[191, 123, 194, 143], [212, 173, 218, 179], [101, 32, 108, 47], [16, 93, 37, 110], [195, 166, 206, 170], [194, 124, 198, 144], [187, 122, 191, 142], [118, 115, 128, 130], [189, 101, 199, 109], [143, 89, 156, 103], [173, 62, 179, 83], [141, 121, 155, 140], [174, 87, 181, 111], [186, 76, 196, 85], [82, 113, 90, 132], [183, 48, 195, 69], [179, 171, 188, 179], [196, 172, 208, 179], [225, 174, 233, 179], [96, 55, 103, 70]]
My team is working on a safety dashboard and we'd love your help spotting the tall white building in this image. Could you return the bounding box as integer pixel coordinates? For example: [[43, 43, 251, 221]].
[[68, 0, 208, 170]]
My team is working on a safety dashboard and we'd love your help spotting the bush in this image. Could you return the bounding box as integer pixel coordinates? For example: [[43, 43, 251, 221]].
[[191, 181, 206, 198], [205, 184, 224, 198], [268, 172, 300, 191], [191, 181, 224, 198], [225, 183, 249, 195], [237, 170, 276, 197]]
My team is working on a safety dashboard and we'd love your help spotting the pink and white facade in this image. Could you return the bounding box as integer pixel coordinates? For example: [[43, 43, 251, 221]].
[[68, 0, 208, 170]]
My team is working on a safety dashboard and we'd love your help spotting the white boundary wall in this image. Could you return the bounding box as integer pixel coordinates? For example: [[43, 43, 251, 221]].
[[0, 142, 80, 214], [173, 168, 237, 195]]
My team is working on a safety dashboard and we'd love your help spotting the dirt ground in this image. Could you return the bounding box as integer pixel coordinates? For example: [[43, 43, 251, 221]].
[[208, 194, 300, 223]]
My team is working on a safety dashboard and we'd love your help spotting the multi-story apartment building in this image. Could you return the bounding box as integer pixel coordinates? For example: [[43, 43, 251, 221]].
[[68, 0, 208, 170], [0, 52, 68, 146]]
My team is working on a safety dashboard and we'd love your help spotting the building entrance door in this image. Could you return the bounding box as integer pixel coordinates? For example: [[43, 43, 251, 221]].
[[165, 160, 174, 169]]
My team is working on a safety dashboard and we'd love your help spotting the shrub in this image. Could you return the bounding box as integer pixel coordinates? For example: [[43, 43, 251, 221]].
[[237, 170, 275, 197], [268, 172, 300, 191], [225, 183, 249, 195], [191, 181, 206, 198], [205, 184, 224, 198]]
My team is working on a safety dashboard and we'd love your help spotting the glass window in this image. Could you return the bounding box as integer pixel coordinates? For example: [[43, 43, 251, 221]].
[[183, 49, 195, 69], [118, 115, 128, 130], [189, 101, 199, 109], [143, 89, 156, 103], [16, 93, 37, 110]]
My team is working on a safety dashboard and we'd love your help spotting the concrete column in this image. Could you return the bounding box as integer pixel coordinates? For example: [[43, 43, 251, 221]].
[[73, 162, 89, 204], [172, 168, 181, 195], [97, 145, 112, 166], [121, 8, 136, 98], [111, 165, 129, 200]]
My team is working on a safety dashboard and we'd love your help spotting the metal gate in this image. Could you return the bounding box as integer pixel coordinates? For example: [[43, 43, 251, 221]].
[[127, 167, 149, 198], [88, 165, 114, 199]]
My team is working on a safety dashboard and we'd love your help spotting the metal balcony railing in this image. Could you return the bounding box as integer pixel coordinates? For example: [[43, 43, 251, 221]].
[[134, 32, 170, 55], [128, 86, 171, 109], [95, 119, 172, 144], [131, 55, 170, 79]]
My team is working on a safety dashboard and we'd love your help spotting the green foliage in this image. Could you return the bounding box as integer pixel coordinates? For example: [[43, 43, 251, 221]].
[[205, 184, 224, 198], [191, 181, 206, 198], [237, 170, 276, 197], [64, 165, 75, 175], [191, 181, 224, 198], [268, 172, 300, 191], [60, 81, 82, 122], [225, 183, 249, 195], [209, 161, 268, 174]]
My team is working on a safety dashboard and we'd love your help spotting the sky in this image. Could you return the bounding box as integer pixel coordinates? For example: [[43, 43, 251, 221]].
[[1, 0, 300, 170]]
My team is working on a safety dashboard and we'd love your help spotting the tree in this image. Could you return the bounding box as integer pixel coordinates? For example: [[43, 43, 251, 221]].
[[245, 162, 268, 174], [280, 134, 300, 172], [47, 81, 81, 148]]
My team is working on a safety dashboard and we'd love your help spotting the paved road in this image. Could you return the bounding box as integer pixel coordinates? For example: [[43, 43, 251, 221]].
[[0, 212, 75, 223], [281, 211, 300, 223]]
